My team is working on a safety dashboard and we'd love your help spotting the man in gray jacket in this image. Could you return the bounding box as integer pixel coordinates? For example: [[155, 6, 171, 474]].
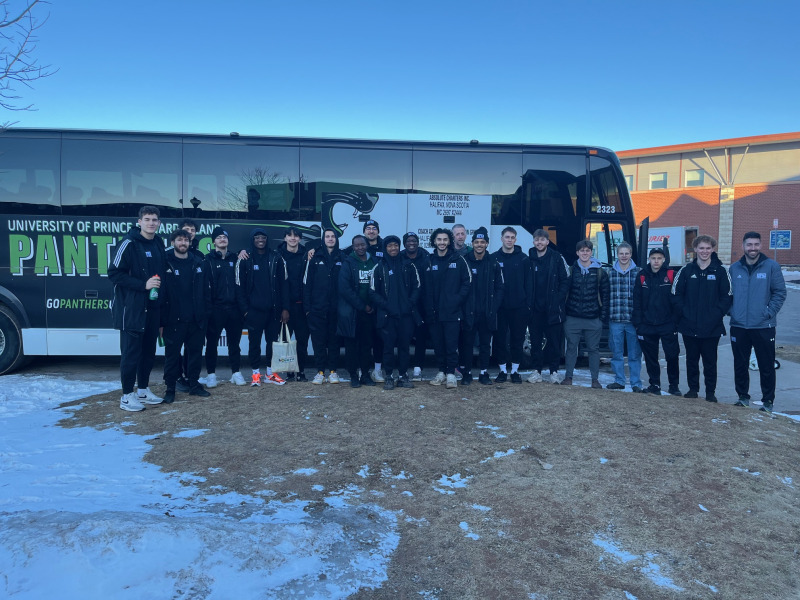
[[729, 231, 786, 413]]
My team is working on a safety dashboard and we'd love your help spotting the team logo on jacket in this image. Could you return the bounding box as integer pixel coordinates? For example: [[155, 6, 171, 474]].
[[388, 270, 394, 275], [254, 265, 260, 270], [498, 262, 504, 267], [449, 263, 457, 269], [196, 267, 202, 273], [472, 268, 478, 274], [431, 265, 438, 271], [757, 273, 766, 279], [229, 261, 234, 267], [145, 251, 152, 257], [708, 274, 716, 280], [174, 269, 180, 275], [335, 261, 342, 266]]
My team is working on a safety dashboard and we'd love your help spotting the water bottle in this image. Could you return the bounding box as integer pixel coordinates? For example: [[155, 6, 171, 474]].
[[149, 275, 160, 300]]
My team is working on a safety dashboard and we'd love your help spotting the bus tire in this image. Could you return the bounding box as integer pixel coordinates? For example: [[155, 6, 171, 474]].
[[0, 305, 26, 376]]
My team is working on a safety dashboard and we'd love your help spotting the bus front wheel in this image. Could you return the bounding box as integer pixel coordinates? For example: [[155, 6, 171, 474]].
[[0, 306, 26, 376]]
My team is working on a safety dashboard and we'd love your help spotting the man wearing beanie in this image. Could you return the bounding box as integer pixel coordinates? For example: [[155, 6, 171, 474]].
[[401, 231, 432, 381], [460, 227, 504, 385], [204, 226, 246, 388], [369, 235, 421, 389]]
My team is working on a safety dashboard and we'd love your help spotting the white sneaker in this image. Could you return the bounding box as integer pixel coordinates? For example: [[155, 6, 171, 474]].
[[549, 372, 562, 384], [198, 376, 207, 384], [429, 371, 446, 386], [371, 369, 385, 383], [120, 392, 145, 412], [446, 374, 457, 389], [230, 371, 246, 386], [412, 367, 422, 381], [312, 372, 325, 385], [137, 387, 163, 405], [328, 372, 340, 384], [527, 371, 543, 384], [206, 373, 218, 388]]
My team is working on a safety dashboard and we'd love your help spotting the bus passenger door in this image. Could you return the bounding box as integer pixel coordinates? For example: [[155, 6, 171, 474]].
[[637, 217, 650, 267]]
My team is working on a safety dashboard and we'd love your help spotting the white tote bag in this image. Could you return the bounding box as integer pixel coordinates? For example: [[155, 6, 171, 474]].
[[271, 323, 299, 373]]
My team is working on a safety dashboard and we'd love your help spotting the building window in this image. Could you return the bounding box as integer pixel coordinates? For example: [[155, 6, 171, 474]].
[[685, 169, 705, 187], [624, 174, 634, 191], [649, 172, 667, 190]]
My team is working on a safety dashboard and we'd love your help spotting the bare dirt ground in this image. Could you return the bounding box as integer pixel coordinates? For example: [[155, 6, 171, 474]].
[[776, 344, 800, 365], [63, 379, 800, 599]]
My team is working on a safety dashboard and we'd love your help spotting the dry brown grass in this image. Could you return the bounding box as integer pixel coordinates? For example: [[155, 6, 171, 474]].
[[62, 379, 800, 599]]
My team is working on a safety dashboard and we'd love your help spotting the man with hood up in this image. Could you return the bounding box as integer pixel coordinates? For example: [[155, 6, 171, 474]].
[[728, 231, 786, 414], [109, 205, 167, 411], [426, 228, 472, 389], [369, 235, 421, 389], [235, 227, 290, 386], [460, 227, 504, 386], [338, 235, 378, 388], [491, 227, 531, 383], [671, 235, 732, 403], [561, 239, 610, 388], [304, 228, 344, 384], [278, 226, 311, 381], [632, 247, 680, 396]]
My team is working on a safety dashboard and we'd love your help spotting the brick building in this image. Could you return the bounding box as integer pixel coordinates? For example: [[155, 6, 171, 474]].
[[618, 132, 800, 265]]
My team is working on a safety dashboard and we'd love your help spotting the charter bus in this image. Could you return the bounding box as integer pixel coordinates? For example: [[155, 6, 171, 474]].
[[0, 128, 646, 375]]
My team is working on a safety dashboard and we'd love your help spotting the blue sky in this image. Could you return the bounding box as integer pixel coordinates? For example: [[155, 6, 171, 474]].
[[8, 0, 800, 152]]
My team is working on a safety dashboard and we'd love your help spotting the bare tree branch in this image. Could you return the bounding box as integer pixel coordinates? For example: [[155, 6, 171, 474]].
[[1, 0, 56, 113]]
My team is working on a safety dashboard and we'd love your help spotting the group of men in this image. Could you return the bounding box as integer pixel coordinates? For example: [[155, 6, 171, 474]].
[[110, 206, 786, 414]]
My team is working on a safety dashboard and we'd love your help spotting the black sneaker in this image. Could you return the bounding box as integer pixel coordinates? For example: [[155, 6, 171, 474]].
[[632, 386, 645, 393], [163, 389, 176, 404], [397, 376, 415, 389], [284, 372, 296, 382], [705, 394, 718, 403], [646, 385, 661, 395], [383, 377, 395, 391], [478, 373, 493, 385], [461, 372, 473, 386], [175, 377, 190, 393], [668, 386, 682, 396], [606, 382, 625, 390], [759, 402, 774, 414], [188, 386, 210, 397], [510, 372, 522, 384], [350, 375, 361, 388], [360, 375, 376, 387], [495, 372, 508, 384], [684, 390, 699, 399], [296, 372, 308, 382], [734, 396, 750, 407]]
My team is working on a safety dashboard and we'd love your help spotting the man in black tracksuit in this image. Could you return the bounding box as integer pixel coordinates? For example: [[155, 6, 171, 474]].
[[671, 235, 732, 402], [304, 228, 344, 383], [527, 229, 570, 383], [235, 227, 290, 386], [426, 228, 472, 389], [370, 235, 421, 390], [278, 226, 310, 381], [460, 227, 504, 386], [338, 235, 378, 388], [633, 247, 681, 396], [109, 206, 167, 411], [204, 226, 245, 387], [402, 232, 432, 381], [162, 229, 211, 403], [492, 227, 531, 383]]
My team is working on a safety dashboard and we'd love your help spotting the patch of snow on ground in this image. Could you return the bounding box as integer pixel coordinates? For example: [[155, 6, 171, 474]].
[[459, 521, 480, 540], [480, 449, 516, 463], [593, 534, 688, 592], [0, 375, 399, 598], [173, 428, 208, 438], [433, 473, 472, 495], [699, 504, 709, 512], [732, 467, 761, 476]]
